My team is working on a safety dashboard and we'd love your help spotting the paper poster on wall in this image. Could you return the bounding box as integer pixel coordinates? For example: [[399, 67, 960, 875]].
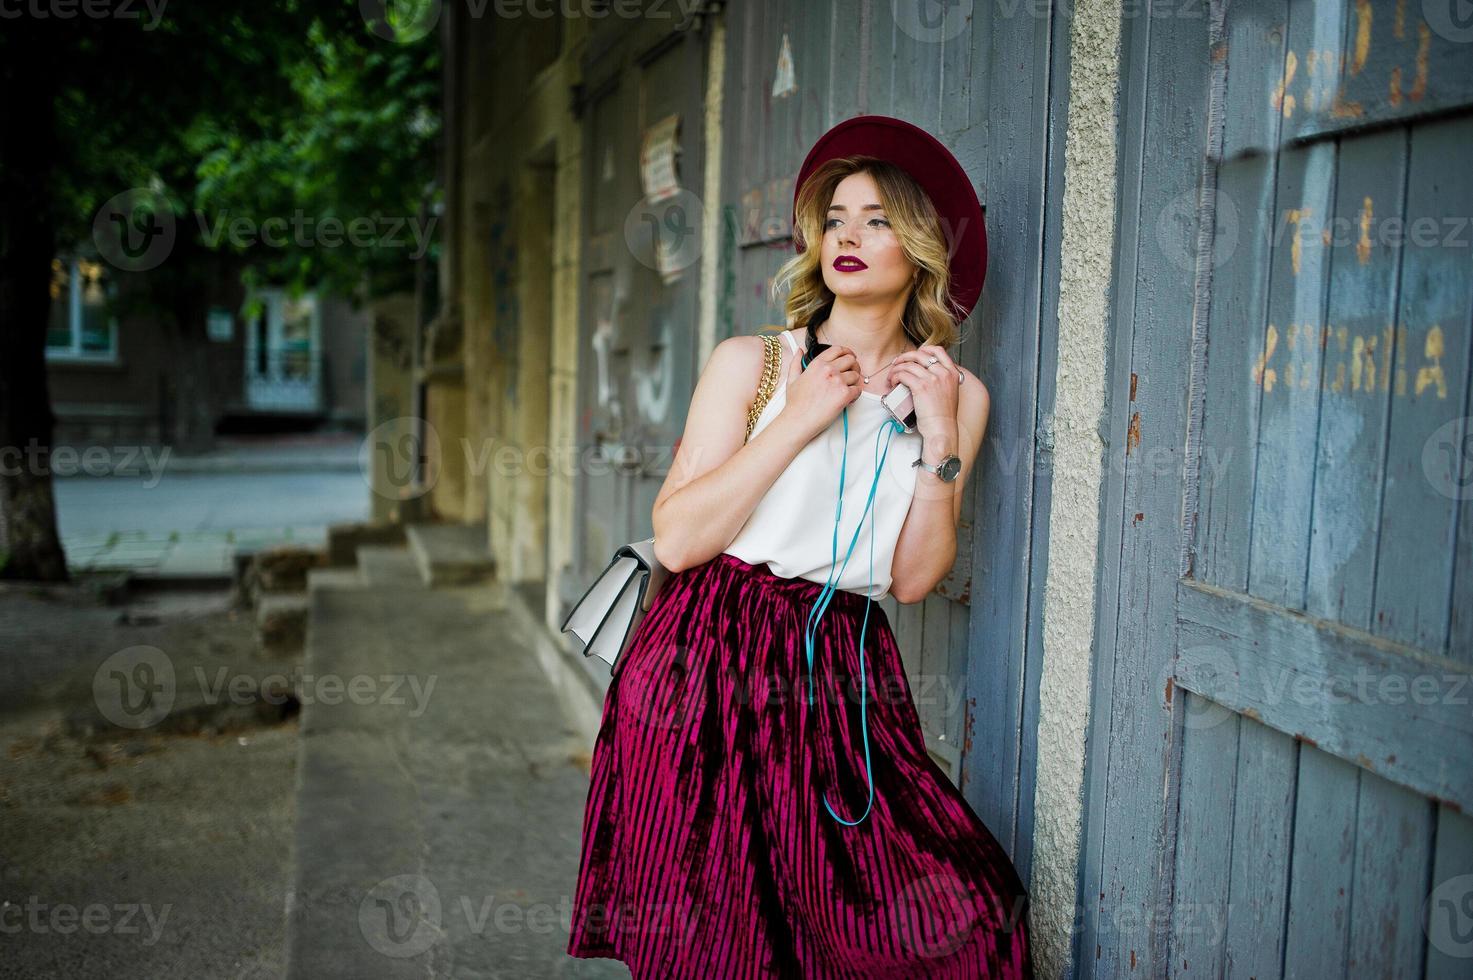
[[772, 33, 796, 98], [640, 113, 681, 204]]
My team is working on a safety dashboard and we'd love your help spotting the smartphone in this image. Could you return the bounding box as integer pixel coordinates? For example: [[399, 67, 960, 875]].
[[881, 383, 918, 432]]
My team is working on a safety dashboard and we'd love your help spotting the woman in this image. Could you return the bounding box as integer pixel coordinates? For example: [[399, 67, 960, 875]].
[[567, 115, 1033, 979]]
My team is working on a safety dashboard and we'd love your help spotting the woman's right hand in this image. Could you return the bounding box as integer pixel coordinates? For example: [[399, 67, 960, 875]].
[[778, 342, 863, 440]]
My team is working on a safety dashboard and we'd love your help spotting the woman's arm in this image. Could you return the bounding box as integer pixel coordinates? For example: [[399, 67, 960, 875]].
[[650, 337, 812, 573], [886, 370, 990, 603]]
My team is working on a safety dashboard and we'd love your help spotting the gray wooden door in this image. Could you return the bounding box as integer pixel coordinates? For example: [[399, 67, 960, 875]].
[[574, 19, 708, 585], [1082, 0, 1473, 976], [716, 0, 1067, 887]]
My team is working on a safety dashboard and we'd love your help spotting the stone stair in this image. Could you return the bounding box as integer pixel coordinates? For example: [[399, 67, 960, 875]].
[[282, 522, 626, 978], [406, 522, 499, 587]]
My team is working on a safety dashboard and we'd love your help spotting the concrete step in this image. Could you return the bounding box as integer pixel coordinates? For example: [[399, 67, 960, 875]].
[[326, 519, 405, 567], [285, 584, 625, 978], [306, 567, 365, 591], [355, 545, 426, 588], [405, 522, 497, 587], [256, 592, 309, 659]]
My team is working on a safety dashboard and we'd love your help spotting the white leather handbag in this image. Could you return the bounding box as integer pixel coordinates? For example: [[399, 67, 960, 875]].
[[558, 536, 670, 672], [559, 332, 784, 673]]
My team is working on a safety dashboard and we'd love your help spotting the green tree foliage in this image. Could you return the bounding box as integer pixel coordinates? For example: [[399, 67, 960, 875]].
[[0, 2, 441, 579]]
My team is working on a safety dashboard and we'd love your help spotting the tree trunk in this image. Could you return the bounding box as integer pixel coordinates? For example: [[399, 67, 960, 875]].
[[0, 33, 68, 581]]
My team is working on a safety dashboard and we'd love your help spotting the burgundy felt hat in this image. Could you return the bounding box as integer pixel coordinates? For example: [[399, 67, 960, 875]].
[[792, 114, 988, 322]]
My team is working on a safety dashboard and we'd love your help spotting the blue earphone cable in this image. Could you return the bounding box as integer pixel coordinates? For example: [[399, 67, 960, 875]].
[[796, 353, 904, 826]]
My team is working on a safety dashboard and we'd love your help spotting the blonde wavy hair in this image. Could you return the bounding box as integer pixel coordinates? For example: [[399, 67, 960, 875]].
[[765, 155, 968, 350]]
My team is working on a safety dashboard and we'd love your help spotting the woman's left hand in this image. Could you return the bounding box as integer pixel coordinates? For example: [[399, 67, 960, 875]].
[[885, 345, 963, 442]]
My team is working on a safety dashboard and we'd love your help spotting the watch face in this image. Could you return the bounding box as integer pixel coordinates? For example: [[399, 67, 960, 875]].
[[939, 456, 962, 481]]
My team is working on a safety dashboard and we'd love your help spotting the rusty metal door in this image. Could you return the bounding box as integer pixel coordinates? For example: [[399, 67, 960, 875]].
[[1082, 1, 1473, 975], [573, 17, 709, 593]]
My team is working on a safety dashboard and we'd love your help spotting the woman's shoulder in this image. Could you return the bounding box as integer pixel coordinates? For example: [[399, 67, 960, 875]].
[[708, 333, 765, 380], [710, 329, 793, 381]]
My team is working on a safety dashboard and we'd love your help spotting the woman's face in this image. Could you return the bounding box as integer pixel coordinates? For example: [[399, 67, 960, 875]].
[[819, 171, 916, 306]]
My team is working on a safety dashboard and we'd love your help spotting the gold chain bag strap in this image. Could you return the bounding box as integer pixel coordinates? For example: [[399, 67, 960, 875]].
[[744, 333, 783, 443]]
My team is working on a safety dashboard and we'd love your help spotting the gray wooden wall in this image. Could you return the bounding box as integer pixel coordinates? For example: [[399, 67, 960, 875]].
[[716, 0, 1067, 887], [1081, 0, 1473, 976]]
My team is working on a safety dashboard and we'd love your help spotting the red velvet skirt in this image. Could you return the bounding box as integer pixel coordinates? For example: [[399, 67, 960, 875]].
[[566, 551, 1033, 979]]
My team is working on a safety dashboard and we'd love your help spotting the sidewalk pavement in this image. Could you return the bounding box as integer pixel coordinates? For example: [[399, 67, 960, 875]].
[[285, 552, 628, 978], [144, 433, 363, 474], [55, 433, 367, 579], [63, 527, 327, 580]]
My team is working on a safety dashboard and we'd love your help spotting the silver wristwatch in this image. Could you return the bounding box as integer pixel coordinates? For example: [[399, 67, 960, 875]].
[[913, 453, 962, 482]]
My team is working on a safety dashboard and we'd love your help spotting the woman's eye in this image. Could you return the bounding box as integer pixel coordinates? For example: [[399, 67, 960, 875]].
[[824, 217, 890, 229]]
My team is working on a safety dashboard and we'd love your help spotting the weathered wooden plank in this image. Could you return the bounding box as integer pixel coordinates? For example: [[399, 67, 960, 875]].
[[824, 0, 865, 122], [893, 591, 924, 680], [1304, 127, 1405, 627], [865, 0, 895, 118], [1218, 0, 1292, 159], [1223, 717, 1296, 980], [1192, 0, 1288, 590], [1424, 804, 1473, 978], [960, 0, 1054, 859], [1247, 139, 1337, 610], [987, 0, 1061, 890], [939, 0, 977, 136], [1176, 578, 1473, 813], [889, 0, 938, 129], [1373, 114, 1473, 653], [1084, 0, 1215, 970], [765, 2, 800, 193], [917, 591, 952, 748], [1282, 747, 1358, 976], [1283, 0, 1473, 143], [1166, 709, 1238, 978], [1346, 772, 1435, 977], [946, 588, 969, 754]]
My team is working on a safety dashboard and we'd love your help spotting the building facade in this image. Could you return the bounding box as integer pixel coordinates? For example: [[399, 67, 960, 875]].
[[428, 2, 1473, 976], [45, 246, 370, 452]]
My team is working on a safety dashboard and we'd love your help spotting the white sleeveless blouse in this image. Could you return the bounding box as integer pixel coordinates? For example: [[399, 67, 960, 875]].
[[722, 328, 924, 601]]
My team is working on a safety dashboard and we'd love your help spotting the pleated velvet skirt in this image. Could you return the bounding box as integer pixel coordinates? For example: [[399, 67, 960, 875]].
[[566, 551, 1033, 979]]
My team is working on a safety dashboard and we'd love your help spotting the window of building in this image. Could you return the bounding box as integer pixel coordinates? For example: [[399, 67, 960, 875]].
[[46, 256, 119, 361]]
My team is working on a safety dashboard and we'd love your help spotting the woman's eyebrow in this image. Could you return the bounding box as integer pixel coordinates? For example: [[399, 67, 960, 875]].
[[826, 203, 885, 212]]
